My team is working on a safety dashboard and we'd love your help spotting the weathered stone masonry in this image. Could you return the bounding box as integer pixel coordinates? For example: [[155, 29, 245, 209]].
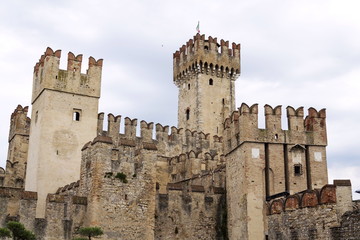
[[0, 33, 359, 240]]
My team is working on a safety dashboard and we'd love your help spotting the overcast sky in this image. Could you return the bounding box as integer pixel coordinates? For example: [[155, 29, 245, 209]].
[[0, 0, 359, 199]]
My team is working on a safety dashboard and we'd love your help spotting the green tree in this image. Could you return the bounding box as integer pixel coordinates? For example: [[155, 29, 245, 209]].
[[78, 227, 103, 240], [0, 228, 11, 239], [6, 221, 35, 240]]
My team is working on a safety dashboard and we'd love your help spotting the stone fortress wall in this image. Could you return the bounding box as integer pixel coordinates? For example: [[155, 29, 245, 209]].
[[267, 180, 360, 240], [0, 34, 359, 240]]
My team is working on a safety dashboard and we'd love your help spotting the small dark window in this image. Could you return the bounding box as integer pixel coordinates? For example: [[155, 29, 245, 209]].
[[186, 109, 190, 120], [204, 46, 209, 50], [188, 84, 190, 90], [73, 111, 81, 121], [15, 178, 24, 188], [209, 78, 213, 85], [35, 111, 39, 123], [274, 134, 278, 140], [294, 164, 302, 176], [222, 98, 225, 105]]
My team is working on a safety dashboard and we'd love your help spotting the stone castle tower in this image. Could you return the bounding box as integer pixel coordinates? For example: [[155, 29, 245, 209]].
[[25, 48, 103, 217], [173, 34, 240, 136], [4, 105, 30, 188]]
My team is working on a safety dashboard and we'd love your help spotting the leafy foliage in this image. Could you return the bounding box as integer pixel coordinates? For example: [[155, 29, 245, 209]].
[[0, 228, 11, 238], [78, 227, 103, 240], [114, 172, 128, 183], [6, 221, 35, 240]]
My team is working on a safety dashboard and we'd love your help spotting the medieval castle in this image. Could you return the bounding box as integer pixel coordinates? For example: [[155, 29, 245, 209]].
[[0, 34, 359, 239]]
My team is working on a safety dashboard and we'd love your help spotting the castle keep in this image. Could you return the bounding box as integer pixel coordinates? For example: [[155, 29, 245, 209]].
[[0, 34, 359, 240]]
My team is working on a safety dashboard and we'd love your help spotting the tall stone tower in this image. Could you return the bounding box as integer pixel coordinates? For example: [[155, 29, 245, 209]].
[[25, 47, 103, 217], [173, 34, 240, 136]]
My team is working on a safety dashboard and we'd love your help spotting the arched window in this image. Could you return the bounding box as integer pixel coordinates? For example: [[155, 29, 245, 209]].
[[188, 83, 190, 90], [73, 110, 81, 121], [209, 78, 213, 85], [186, 109, 190, 120]]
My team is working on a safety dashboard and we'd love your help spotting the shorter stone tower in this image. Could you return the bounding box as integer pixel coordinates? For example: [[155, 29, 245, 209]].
[[173, 34, 240, 136], [224, 104, 328, 239], [25, 48, 103, 217], [3, 105, 30, 188]]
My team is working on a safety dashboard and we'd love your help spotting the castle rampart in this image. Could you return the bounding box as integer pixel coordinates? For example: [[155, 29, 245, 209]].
[[224, 104, 327, 152], [155, 186, 226, 240], [32, 47, 103, 103], [97, 112, 223, 158], [173, 34, 240, 86], [267, 180, 359, 240]]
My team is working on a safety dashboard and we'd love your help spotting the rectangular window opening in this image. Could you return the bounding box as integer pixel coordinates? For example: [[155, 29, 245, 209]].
[[73, 109, 82, 121]]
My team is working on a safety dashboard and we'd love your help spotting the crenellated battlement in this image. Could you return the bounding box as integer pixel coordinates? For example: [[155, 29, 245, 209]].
[[168, 151, 224, 182], [267, 180, 356, 239], [8, 105, 31, 142], [32, 47, 103, 103], [173, 34, 240, 86], [96, 113, 223, 157], [267, 184, 336, 215], [223, 103, 327, 153], [55, 180, 80, 196]]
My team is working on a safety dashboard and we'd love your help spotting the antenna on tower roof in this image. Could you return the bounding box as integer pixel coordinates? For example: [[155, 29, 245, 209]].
[[196, 21, 200, 34]]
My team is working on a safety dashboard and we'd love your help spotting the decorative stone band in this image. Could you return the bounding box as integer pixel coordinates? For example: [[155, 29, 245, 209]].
[[47, 194, 65, 203], [21, 191, 37, 200], [166, 182, 224, 194], [267, 184, 337, 215], [72, 196, 87, 205]]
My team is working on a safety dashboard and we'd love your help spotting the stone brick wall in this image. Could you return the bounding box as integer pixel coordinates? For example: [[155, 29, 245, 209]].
[[0, 187, 23, 225], [155, 184, 227, 240], [331, 209, 360, 239], [226, 142, 267, 240], [0, 168, 4, 186], [78, 138, 157, 240], [267, 182, 357, 240]]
